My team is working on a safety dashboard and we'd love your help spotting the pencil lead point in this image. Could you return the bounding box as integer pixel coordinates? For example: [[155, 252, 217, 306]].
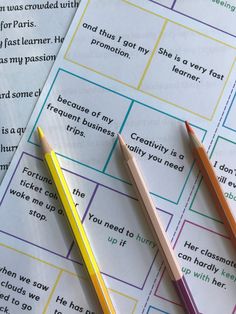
[[117, 133, 132, 160], [37, 126, 44, 140], [37, 127, 52, 153], [185, 121, 194, 134], [117, 133, 125, 146]]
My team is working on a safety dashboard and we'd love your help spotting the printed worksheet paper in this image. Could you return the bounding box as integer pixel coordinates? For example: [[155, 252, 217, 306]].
[[0, 0, 79, 182], [0, 0, 235, 313]]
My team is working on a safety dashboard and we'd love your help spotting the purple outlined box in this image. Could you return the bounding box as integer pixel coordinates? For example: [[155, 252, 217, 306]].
[[69, 184, 173, 290], [172, 1, 236, 38], [155, 220, 236, 314], [0, 152, 97, 262], [0, 152, 173, 290], [148, 0, 236, 38], [68, 182, 173, 289]]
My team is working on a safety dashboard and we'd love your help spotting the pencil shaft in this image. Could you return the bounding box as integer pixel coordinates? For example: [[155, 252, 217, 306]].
[[194, 146, 236, 247], [185, 121, 236, 248], [127, 158, 198, 314], [119, 136, 199, 314], [38, 129, 115, 313], [127, 158, 181, 280]]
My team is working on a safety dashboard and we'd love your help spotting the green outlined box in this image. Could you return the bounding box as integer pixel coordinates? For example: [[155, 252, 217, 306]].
[[190, 136, 236, 222]]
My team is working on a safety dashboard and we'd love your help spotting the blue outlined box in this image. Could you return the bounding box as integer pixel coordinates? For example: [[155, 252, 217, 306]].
[[105, 101, 206, 204], [147, 305, 169, 313], [28, 69, 206, 205], [28, 68, 132, 172]]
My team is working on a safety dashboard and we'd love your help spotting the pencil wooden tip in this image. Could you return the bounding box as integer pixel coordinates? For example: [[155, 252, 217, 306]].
[[37, 127, 52, 154], [37, 126, 45, 141], [185, 121, 194, 135], [117, 134, 132, 161], [117, 133, 125, 146]]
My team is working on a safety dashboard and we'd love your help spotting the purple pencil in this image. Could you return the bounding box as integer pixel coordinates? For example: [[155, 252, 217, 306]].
[[118, 134, 199, 314]]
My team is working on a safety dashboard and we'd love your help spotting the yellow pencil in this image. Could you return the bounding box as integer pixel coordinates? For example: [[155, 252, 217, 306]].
[[37, 127, 115, 314]]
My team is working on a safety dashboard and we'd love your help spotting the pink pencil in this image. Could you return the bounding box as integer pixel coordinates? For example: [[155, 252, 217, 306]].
[[118, 134, 199, 314]]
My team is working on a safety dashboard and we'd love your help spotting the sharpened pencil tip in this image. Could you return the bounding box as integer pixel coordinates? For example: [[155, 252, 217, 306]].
[[37, 126, 45, 141], [185, 121, 194, 135], [117, 133, 125, 146], [117, 133, 132, 161], [37, 127, 52, 154]]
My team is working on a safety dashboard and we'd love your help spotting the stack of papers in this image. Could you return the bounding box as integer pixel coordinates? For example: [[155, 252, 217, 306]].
[[0, 0, 235, 313]]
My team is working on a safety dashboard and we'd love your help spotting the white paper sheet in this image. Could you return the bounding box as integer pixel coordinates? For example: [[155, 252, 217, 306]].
[[0, 0, 235, 313], [0, 0, 79, 182]]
